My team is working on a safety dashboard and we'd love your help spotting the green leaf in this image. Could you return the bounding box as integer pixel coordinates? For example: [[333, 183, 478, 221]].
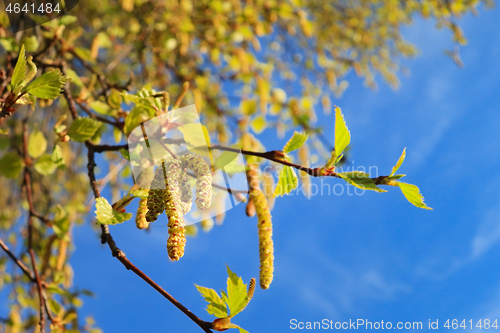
[[283, 131, 308, 154], [388, 174, 405, 180], [398, 182, 432, 210], [123, 105, 155, 135], [178, 123, 211, 149], [337, 171, 387, 192], [34, 154, 57, 175], [241, 99, 257, 115], [28, 130, 47, 159], [214, 148, 239, 170], [108, 89, 123, 109], [94, 197, 132, 225], [15, 93, 36, 105], [73, 47, 95, 64], [0, 38, 17, 52], [67, 118, 102, 142], [334, 106, 350, 159], [119, 148, 130, 161], [11, 44, 26, 90], [14, 56, 38, 95], [225, 265, 249, 317], [274, 166, 298, 196], [65, 68, 84, 87], [195, 285, 228, 318], [51, 145, 65, 168], [390, 148, 406, 177], [59, 15, 77, 26], [0, 152, 23, 178], [89, 100, 112, 116], [23, 36, 39, 52], [23, 69, 68, 99], [52, 204, 70, 240], [250, 115, 266, 134]]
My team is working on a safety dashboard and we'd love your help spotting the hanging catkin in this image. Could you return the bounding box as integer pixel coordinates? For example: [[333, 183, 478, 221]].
[[180, 154, 212, 210], [136, 198, 149, 229], [145, 165, 167, 222], [251, 188, 273, 289], [163, 160, 186, 261], [178, 166, 193, 215]]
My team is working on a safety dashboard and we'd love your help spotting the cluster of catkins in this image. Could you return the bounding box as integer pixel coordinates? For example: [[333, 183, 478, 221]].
[[136, 154, 212, 261]]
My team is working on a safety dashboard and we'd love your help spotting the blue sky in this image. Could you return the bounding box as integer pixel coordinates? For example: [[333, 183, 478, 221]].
[[66, 6, 500, 333]]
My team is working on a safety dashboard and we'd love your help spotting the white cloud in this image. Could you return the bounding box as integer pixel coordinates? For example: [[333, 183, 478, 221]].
[[280, 251, 412, 319]]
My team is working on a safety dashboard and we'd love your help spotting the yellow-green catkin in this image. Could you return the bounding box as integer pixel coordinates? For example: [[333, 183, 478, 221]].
[[178, 166, 192, 215], [251, 188, 274, 289], [181, 154, 212, 210], [146, 165, 166, 222], [247, 277, 256, 303], [163, 160, 186, 261], [136, 198, 149, 229]]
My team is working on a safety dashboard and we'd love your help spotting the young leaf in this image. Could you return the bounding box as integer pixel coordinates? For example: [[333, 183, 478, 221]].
[[28, 130, 47, 159], [195, 285, 228, 318], [241, 99, 257, 115], [390, 148, 406, 177], [334, 106, 350, 159], [123, 105, 155, 135], [11, 44, 27, 91], [283, 131, 308, 154], [94, 197, 133, 225], [15, 93, 36, 105], [67, 118, 102, 142], [14, 56, 38, 95], [398, 182, 432, 210], [274, 166, 298, 196], [250, 115, 266, 134], [225, 265, 248, 317], [34, 155, 57, 175], [0, 153, 24, 178], [89, 100, 113, 116], [52, 145, 65, 168], [337, 171, 387, 192], [23, 69, 68, 99], [119, 148, 130, 161]]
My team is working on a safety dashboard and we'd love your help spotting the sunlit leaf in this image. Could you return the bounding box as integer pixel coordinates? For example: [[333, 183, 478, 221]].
[[94, 197, 132, 225], [11, 44, 26, 90], [123, 105, 155, 135], [34, 154, 57, 175], [283, 131, 308, 154], [67, 117, 102, 142], [28, 130, 47, 159], [23, 69, 68, 99], [241, 99, 257, 115], [52, 145, 65, 168], [390, 148, 406, 177], [225, 265, 248, 317], [0, 153, 23, 178], [334, 106, 350, 158], [250, 115, 266, 134], [398, 182, 432, 210], [337, 171, 387, 192], [274, 166, 298, 196], [195, 285, 228, 318]]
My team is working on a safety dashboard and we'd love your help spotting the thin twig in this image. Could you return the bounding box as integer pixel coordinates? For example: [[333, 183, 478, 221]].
[[173, 82, 190, 109], [22, 114, 46, 333], [0, 239, 34, 281]]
